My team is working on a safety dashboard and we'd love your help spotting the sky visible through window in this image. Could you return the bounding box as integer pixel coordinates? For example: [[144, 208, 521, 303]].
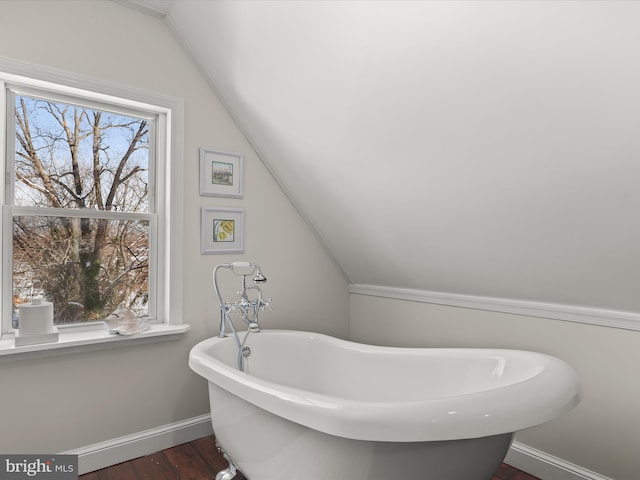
[[14, 95, 150, 212]]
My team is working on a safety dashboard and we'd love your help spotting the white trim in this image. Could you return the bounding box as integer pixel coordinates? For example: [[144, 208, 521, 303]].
[[9, 205, 153, 221], [506, 441, 613, 480], [0, 322, 189, 359], [350, 284, 640, 332], [63, 413, 213, 475], [0, 63, 173, 115], [63, 416, 613, 480]]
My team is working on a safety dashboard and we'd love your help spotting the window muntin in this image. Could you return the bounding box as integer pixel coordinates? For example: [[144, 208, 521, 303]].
[[4, 81, 167, 331]]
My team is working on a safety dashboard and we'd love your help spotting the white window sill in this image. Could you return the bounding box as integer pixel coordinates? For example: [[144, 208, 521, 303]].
[[0, 322, 190, 359]]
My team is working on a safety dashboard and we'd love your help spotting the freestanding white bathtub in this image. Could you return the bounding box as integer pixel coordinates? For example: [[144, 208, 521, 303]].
[[189, 330, 580, 480]]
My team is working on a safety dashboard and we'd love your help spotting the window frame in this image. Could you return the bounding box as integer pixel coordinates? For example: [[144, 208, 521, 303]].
[[0, 58, 185, 351]]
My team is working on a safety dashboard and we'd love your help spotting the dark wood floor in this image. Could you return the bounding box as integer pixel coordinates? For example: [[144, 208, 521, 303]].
[[79, 435, 539, 480]]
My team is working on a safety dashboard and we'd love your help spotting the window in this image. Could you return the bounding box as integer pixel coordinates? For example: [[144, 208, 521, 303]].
[[1, 60, 184, 344]]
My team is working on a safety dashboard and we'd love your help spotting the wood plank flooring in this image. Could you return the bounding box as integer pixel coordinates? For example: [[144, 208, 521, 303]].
[[79, 435, 539, 480]]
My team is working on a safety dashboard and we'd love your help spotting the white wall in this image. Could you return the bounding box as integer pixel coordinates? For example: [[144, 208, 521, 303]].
[[350, 293, 640, 480], [165, 0, 640, 316], [0, 0, 349, 455]]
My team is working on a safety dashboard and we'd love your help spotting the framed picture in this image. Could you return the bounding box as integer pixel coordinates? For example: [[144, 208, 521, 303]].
[[201, 207, 245, 254], [199, 148, 244, 198]]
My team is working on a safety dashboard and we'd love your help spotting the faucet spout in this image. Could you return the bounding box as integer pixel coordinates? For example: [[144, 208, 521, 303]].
[[212, 262, 271, 370]]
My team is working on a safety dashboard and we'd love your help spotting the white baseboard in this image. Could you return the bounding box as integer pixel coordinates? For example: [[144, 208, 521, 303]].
[[63, 414, 213, 475], [506, 441, 613, 480], [63, 415, 611, 480]]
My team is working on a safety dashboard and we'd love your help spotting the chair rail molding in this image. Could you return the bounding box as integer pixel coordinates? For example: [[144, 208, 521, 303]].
[[350, 284, 640, 332]]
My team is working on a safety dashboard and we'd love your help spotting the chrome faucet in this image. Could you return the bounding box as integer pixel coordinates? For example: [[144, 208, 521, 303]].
[[212, 262, 271, 370]]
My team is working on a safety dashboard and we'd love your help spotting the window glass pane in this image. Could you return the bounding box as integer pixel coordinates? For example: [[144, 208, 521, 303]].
[[14, 95, 149, 213], [13, 215, 149, 324]]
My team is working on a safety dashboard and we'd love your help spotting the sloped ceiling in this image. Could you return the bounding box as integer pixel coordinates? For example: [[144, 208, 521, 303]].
[[139, 1, 640, 313]]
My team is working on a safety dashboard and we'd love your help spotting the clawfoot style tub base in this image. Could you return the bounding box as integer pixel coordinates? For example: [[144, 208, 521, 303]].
[[214, 464, 237, 480], [209, 383, 514, 480], [214, 438, 239, 480]]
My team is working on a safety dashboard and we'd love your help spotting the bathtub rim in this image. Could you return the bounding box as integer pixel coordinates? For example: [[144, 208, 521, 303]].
[[188, 329, 581, 442]]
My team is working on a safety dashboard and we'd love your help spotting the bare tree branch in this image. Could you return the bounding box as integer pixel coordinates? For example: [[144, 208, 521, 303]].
[[13, 97, 151, 321]]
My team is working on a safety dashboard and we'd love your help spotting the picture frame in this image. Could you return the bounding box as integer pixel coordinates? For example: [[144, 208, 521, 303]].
[[199, 148, 244, 198], [201, 207, 245, 254]]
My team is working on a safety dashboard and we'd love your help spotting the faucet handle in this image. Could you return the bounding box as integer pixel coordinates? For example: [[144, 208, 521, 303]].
[[260, 298, 272, 311], [225, 301, 238, 313]]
